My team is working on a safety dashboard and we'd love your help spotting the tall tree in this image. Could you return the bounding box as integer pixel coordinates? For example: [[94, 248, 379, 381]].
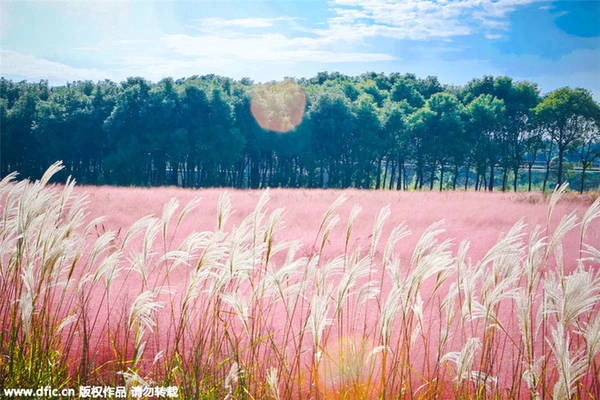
[[308, 92, 355, 188], [409, 92, 464, 190], [576, 119, 600, 193], [381, 101, 410, 189], [534, 87, 600, 188], [352, 94, 382, 188], [465, 94, 506, 191], [103, 77, 152, 185]]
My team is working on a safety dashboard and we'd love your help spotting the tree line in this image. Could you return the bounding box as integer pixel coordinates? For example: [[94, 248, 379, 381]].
[[1, 72, 599, 192]]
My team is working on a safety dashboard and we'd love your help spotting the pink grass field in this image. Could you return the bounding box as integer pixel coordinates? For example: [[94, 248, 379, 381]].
[[80, 186, 598, 265], [76, 186, 599, 396], [3, 175, 600, 400]]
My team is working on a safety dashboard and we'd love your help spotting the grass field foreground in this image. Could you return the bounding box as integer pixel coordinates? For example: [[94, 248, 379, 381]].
[[1, 161, 600, 399]]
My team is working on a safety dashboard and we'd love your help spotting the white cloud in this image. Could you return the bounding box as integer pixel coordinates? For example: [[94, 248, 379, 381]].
[[4, 0, 593, 94], [0, 50, 112, 84], [328, 0, 543, 40], [197, 17, 280, 30], [161, 22, 395, 65]]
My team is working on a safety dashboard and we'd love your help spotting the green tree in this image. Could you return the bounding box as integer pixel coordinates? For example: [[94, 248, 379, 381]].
[[4, 83, 44, 178], [103, 77, 152, 185], [492, 78, 539, 191], [390, 78, 425, 109], [465, 94, 506, 191], [381, 101, 410, 189], [534, 87, 600, 188], [352, 94, 382, 188], [408, 92, 465, 190], [575, 119, 600, 193], [180, 84, 210, 187], [308, 92, 355, 188]]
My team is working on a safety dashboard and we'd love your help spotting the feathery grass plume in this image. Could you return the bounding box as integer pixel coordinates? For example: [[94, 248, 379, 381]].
[[344, 204, 361, 256], [118, 368, 153, 392], [544, 266, 600, 329], [581, 313, 600, 366], [522, 356, 545, 400], [379, 274, 403, 348], [128, 287, 169, 366], [161, 197, 179, 244], [382, 223, 410, 270], [547, 181, 569, 224], [88, 229, 117, 268], [220, 292, 250, 336], [479, 219, 525, 279], [176, 195, 202, 228], [524, 226, 546, 292], [580, 195, 600, 259], [369, 205, 390, 261], [516, 291, 535, 365], [223, 361, 241, 400], [262, 252, 304, 315], [18, 262, 35, 335], [121, 215, 157, 251], [407, 221, 453, 300], [581, 195, 600, 237], [473, 222, 524, 327], [159, 249, 192, 273], [440, 280, 458, 359], [262, 207, 285, 267], [92, 247, 122, 295], [548, 325, 588, 400], [582, 243, 600, 265], [335, 254, 370, 321], [459, 262, 484, 326], [251, 189, 271, 246], [442, 337, 481, 385], [308, 288, 333, 357], [313, 194, 346, 256], [546, 211, 579, 276], [39, 160, 65, 187], [266, 366, 281, 400], [216, 192, 232, 231]]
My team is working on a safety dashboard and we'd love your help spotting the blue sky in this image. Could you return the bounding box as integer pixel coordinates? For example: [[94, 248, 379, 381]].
[[1, 0, 599, 99]]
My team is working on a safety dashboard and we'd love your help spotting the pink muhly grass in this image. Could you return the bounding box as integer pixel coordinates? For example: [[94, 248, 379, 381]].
[[1, 163, 599, 399]]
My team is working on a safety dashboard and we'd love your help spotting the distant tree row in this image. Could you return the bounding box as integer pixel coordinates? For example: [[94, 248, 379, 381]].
[[1, 72, 599, 192]]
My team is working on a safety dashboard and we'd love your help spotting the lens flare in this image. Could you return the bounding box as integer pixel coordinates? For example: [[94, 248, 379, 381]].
[[250, 80, 306, 133], [316, 335, 382, 399]]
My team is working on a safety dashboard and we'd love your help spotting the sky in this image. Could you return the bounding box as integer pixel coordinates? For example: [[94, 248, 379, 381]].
[[1, 0, 599, 99]]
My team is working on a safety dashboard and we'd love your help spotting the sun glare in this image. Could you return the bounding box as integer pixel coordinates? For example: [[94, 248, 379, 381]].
[[250, 79, 306, 133], [316, 335, 382, 399]]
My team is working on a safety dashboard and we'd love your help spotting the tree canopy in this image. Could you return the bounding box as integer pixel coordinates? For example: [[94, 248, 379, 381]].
[[1, 73, 599, 192]]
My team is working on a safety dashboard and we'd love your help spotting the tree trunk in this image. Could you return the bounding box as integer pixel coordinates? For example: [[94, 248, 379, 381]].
[[580, 164, 588, 193], [557, 146, 564, 187], [464, 161, 470, 191], [389, 160, 396, 190], [383, 158, 390, 190], [542, 158, 551, 193], [488, 164, 495, 191], [528, 163, 533, 192], [376, 157, 382, 189], [453, 164, 459, 190]]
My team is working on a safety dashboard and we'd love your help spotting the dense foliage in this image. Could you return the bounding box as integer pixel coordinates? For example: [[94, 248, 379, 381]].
[[1, 73, 599, 191]]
